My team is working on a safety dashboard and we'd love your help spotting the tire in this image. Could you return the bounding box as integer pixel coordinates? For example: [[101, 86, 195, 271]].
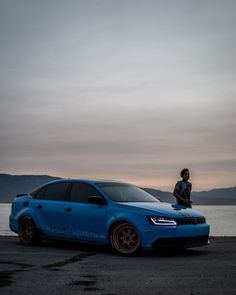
[[18, 216, 41, 246], [110, 222, 141, 255]]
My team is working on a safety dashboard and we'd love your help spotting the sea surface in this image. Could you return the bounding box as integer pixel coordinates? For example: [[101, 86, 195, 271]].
[[1, 203, 236, 236]]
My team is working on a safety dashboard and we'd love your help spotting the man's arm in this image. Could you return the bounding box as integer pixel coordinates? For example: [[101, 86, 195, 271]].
[[173, 189, 191, 205]]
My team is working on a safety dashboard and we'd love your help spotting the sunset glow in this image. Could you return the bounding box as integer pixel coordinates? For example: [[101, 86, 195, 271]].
[[1, 1, 235, 191]]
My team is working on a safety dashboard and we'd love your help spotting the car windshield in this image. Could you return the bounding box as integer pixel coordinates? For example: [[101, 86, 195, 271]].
[[96, 182, 160, 202]]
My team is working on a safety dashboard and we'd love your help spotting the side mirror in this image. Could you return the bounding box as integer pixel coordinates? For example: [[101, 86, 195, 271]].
[[88, 195, 107, 205]]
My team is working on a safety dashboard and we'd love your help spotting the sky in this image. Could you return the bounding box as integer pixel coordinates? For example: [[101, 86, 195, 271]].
[[0, 0, 236, 191]]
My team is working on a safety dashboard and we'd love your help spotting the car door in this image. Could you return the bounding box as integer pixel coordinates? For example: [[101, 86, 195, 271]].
[[64, 182, 108, 243], [34, 182, 72, 238]]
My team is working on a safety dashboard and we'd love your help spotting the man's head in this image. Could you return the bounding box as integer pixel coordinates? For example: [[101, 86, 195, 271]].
[[180, 168, 190, 181]]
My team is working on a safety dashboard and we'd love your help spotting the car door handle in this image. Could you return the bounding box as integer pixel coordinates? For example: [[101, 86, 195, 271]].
[[65, 207, 72, 212], [37, 205, 42, 209]]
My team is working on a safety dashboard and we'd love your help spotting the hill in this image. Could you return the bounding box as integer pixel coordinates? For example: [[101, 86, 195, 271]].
[[0, 174, 235, 204], [0, 174, 61, 203], [143, 187, 236, 205]]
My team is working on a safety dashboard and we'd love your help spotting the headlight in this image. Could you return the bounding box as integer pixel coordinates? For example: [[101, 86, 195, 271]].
[[147, 216, 177, 226]]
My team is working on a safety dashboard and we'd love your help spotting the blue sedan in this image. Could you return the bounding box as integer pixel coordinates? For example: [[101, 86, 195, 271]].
[[9, 179, 210, 255]]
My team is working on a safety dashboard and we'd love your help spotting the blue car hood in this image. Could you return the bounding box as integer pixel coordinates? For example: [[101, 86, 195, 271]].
[[117, 202, 204, 218]]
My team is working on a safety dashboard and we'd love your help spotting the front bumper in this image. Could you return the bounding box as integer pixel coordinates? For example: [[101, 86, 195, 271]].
[[140, 223, 210, 250], [152, 235, 210, 249]]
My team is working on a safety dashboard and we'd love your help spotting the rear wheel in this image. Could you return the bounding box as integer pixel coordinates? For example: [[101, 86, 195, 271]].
[[19, 216, 41, 245], [110, 222, 141, 255]]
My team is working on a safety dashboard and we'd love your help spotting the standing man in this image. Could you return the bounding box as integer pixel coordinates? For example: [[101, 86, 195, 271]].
[[173, 168, 192, 208]]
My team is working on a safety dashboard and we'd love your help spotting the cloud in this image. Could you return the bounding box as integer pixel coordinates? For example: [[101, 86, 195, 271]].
[[0, 0, 236, 190]]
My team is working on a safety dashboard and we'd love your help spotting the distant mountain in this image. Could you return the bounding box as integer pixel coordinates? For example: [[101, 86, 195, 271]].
[[0, 174, 235, 205], [0, 174, 61, 203], [191, 188, 236, 205], [143, 187, 236, 205]]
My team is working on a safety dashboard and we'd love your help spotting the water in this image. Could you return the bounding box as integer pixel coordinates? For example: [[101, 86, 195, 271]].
[[1, 204, 236, 236], [195, 205, 236, 236], [0, 204, 17, 236]]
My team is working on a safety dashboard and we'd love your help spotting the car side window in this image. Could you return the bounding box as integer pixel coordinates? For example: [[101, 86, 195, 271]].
[[70, 183, 102, 203], [34, 187, 47, 199], [43, 183, 68, 201]]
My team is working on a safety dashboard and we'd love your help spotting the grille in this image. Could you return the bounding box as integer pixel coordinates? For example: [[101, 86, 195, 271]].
[[175, 217, 206, 225]]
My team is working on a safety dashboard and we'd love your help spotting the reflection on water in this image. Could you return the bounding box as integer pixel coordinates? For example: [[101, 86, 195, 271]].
[[1, 203, 236, 236]]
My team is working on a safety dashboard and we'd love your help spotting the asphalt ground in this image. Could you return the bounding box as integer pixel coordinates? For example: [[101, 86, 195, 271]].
[[0, 236, 236, 295]]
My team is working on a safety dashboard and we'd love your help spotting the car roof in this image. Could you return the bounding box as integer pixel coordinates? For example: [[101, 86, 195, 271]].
[[44, 179, 130, 186], [30, 179, 132, 195]]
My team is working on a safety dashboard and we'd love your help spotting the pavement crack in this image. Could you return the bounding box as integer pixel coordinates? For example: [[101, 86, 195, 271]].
[[43, 252, 96, 269], [68, 280, 97, 287], [0, 261, 32, 269]]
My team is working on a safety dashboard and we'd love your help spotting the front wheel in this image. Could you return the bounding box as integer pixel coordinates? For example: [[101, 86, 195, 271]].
[[18, 216, 41, 245], [110, 222, 141, 255]]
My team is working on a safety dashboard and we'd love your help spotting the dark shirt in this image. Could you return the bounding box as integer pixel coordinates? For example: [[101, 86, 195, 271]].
[[174, 180, 192, 207]]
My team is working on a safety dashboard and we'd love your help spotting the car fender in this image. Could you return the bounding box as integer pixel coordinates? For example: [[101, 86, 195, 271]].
[[106, 212, 143, 241]]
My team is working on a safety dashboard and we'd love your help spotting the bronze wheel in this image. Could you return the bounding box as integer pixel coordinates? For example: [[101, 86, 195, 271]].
[[19, 217, 41, 245], [111, 222, 141, 255]]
